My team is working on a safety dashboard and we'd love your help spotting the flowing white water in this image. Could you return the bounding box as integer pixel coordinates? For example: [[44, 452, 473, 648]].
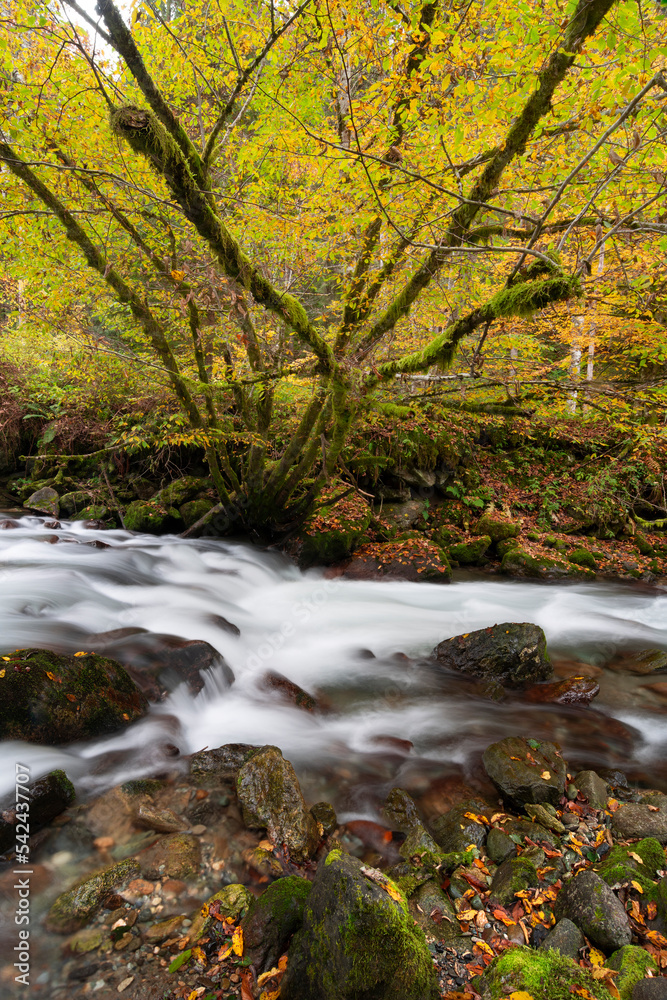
[[1, 516, 667, 810]]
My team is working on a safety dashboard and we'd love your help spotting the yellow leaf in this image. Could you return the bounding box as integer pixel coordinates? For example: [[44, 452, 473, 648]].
[[171, 269, 185, 282], [541, 770, 551, 780], [630, 880, 644, 894], [257, 967, 282, 987], [2, 656, 10, 660], [589, 947, 605, 966], [509, 993, 535, 1000], [218, 943, 232, 961], [0, 670, 4, 679], [628, 852, 644, 864], [46, 671, 56, 680], [259, 991, 281, 1000], [73, 651, 87, 657], [458, 908, 477, 921], [232, 925, 244, 956]]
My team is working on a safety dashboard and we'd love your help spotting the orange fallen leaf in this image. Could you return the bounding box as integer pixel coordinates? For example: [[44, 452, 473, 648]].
[[540, 770, 551, 780], [628, 852, 644, 864], [232, 925, 244, 956]]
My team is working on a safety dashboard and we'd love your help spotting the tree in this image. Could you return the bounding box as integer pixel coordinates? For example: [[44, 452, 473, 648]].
[[1, 0, 665, 536]]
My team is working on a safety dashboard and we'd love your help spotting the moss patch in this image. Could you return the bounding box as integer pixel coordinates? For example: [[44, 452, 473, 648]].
[[479, 945, 615, 1000]]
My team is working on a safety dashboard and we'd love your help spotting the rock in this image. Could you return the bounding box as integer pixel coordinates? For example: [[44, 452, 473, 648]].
[[187, 884, 252, 944], [475, 511, 521, 542], [1, 769, 75, 851], [633, 980, 667, 1000], [190, 743, 260, 784], [72, 505, 109, 522], [613, 805, 667, 844], [133, 801, 185, 834], [573, 770, 609, 809], [408, 879, 460, 942], [340, 538, 451, 582], [84, 630, 235, 700], [311, 801, 337, 836], [448, 535, 491, 565], [153, 476, 210, 508], [479, 945, 615, 1000], [237, 745, 319, 862], [430, 799, 489, 854], [482, 736, 567, 809], [45, 859, 139, 933], [66, 926, 106, 954], [554, 869, 632, 953], [293, 483, 372, 566], [486, 827, 516, 863], [524, 803, 566, 834], [434, 623, 553, 688], [540, 917, 585, 958], [280, 850, 439, 1000], [611, 650, 667, 676], [501, 549, 569, 579], [524, 675, 600, 705], [136, 833, 201, 879], [24, 486, 59, 515], [376, 500, 426, 533], [123, 499, 182, 534], [241, 875, 312, 973], [489, 856, 539, 906], [597, 839, 666, 896], [260, 671, 319, 712], [180, 498, 214, 528], [384, 787, 442, 866], [607, 945, 658, 1000], [59, 491, 92, 517], [0, 648, 147, 743], [501, 818, 560, 848], [143, 915, 186, 943]]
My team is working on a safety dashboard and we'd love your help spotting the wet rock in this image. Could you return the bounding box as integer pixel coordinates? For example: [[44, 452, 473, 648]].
[[524, 675, 600, 705], [123, 499, 182, 534], [607, 945, 658, 1000], [132, 801, 185, 834], [340, 538, 451, 582], [502, 818, 560, 848], [190, 742, 260, 784], [524, 803, 565, 834], [59, 491, 91, 516], [46, 858, 140, 933], [311, 801, 337, 836], [448, 535, 492, 565], [632, 979, 667, 1000], [281, 850, 439, 1000], [475, 511, 521, 542], [540, 917, 585, 958], [574, 769, 609, 809], [554, 869, 631, 952], [0, 648, 147, 743], [24, 486, 59, 516], [597, 839, 666, 896], [72, 504, 109, 522], [489, 855, 539, 906], [66, 926, 106, 954], [408, 879, 461, 942], [187, 883, 252, 944], [377, 500, 426, 533], [85, 631, 235, 700], [237, 745, 319, 862], [136, 833, 201, 879], [154, 476, 211, 508], [241, 875, 312, 973], [143, 915, 186, 943], [180, 498, 214, 528], [482, 736, 566, 809], [610, 649, 667, 676], [613, 804, 667, 844], [1, 769, 75, 852], [260, 671, 319, 712], [486, 827, 516, 864], [430, 799, 489, 854], [434, 623, 553, 688], [384, 787, 442, 866]]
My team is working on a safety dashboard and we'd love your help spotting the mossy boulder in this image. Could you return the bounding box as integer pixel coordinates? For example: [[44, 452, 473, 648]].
[[597, 838, 665, 899], [153, 476, 210, 508], [294, 483, 372, 566], [482, 736, 566, 809], [180, 498, 214, 528], [496, 537, 521, 558], [568, 547, 597, 570], [554, 869, 631, 952], [24, 485, 59, 515], [607, 945, 658, 1000], [237, 745, 319, 862], [280, 851, 439, 1000], [383, 787, 443, 867], [431, 799, 489, 853], [434, 623, 553, 689], [0, 648, 147, 743], [448, 535, 491, 565], [123, 499, 182, 534], [59, 491, 93, 516], [501, 549, 569, 579], [476, 511, 521, 542], [489, 855, 539, 906], [376, 500, 426, 534], [612, 804, 667, 844], [71, 504, 109, 521], [241, 875, 312, 973], [477, 945, 615, 1000], [45, 858, 140, 933], [341, 538, 451, 582], [408, 879, 461, 942], [190, 743, 260, 784]]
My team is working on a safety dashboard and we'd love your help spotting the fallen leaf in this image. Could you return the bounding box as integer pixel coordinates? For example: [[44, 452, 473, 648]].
[[628, 852, 644, 864], [232, 925, 244, 956], [630, 880, 644, 894], [240, 970, 254, 1000], [257, 966, 282, 987], [588, 947, 605, 966], [509, 992, 535, 1000], [541, 770, 551, 780]]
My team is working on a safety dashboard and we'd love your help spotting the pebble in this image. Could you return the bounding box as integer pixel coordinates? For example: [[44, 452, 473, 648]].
[[117, 976, 134, 993], [191, 824, 207, 835], [94, 836, 115, 850]]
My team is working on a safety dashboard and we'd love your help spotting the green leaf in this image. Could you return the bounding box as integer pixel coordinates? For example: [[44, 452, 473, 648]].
[[168, 949, 191, 973]]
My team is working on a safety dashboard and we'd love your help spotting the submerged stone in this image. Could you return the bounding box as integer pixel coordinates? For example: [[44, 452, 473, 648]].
[[46, 859, 139, 933]]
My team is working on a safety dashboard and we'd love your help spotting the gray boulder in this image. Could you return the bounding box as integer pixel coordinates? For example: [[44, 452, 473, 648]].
[[434, 622, 552, 688], [540, 917, 585, 958], [554, 870, 631, 953], [483, 736, 567, 809], [613, 804, 667, 844]]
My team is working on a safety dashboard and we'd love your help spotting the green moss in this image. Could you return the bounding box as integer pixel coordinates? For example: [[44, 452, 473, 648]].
[[297, 482, 372, 565], [597, 839, 665, 900], [124, 499, 181, 533], [449, 535, 491, 565], [480, 945, 614, 1000], [568, 547, 597, 569], [501, 549, 568, 578], [71, 504, 108, 521], [45, 859, 140, 934], [606, 945, 658, 1000]]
